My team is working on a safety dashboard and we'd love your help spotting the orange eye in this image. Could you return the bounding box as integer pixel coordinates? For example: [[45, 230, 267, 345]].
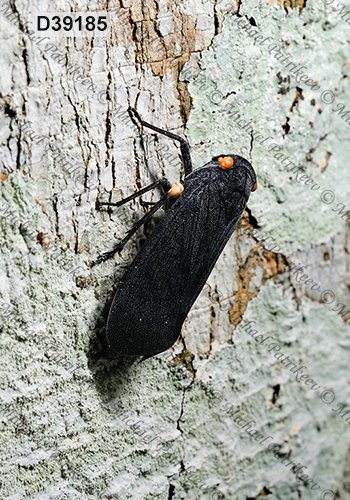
[[252, 181, 258, 192], [219, 156, 234, 169]]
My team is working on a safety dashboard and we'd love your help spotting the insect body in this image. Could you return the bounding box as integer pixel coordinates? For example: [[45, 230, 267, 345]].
[[95, 108, 257, 357]]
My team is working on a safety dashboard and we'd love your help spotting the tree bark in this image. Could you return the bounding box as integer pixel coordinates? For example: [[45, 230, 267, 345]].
[[1, 0, 350, 498]]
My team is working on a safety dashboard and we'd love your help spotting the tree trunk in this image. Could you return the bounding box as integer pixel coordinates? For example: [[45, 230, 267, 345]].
[[1, 0, 350, 498]]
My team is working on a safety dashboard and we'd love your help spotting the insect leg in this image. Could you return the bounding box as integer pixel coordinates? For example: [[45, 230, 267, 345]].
[[97, 178, 172, 209], [139, 200, 156, 208], [92, 191, 172, 266], [129, 107, 193, 177]]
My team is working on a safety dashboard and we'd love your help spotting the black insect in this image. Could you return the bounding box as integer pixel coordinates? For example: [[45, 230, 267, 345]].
[[94, 108, 257, 357]]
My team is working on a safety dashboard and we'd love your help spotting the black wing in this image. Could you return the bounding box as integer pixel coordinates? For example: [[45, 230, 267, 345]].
[[106, 171, 248, 356]]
